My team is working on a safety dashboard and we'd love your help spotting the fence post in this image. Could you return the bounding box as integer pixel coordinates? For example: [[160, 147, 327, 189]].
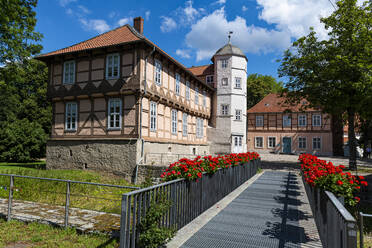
[[346, 220, 357, 248], [65, 181, 70, 228], [360, 212, 363, 248], [7, 175, 14, 222], [120, 194, 129, 248]]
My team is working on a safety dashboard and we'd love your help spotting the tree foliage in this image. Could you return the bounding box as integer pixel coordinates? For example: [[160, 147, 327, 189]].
[[246, 74, 283, 109], [0, 59, 50, 162], [278, 0, 371, 168], [0, 0, 42, 63]]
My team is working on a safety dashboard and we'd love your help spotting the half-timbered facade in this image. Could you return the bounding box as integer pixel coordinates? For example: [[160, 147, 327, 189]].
[[247, 94, 333, 156], [37, 17, 215, 181]]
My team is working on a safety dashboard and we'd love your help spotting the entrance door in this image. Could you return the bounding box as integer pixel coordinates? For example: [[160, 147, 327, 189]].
[[233, 136, 243, 153], [283, 137, 292, 154]]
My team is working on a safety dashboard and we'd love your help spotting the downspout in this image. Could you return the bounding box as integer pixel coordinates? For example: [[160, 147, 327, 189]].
[[135, 45, 156, 184]]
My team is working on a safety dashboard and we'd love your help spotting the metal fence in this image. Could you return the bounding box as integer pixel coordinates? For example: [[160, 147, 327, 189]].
[[0, 173, 139, 229], [360, 212, 372, 248], [119, 159, 260, 248], [302, 176, 358, 248]]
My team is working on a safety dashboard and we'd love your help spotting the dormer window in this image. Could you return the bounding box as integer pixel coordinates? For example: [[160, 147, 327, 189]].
[[206, 75, 213, 84], [63, 60, 75, 84], [106, 53, 120, 79]]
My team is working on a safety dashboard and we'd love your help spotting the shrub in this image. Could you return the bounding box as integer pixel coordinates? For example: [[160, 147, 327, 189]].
[[160, 152, 260, 181], [299, 154, 368, 206], [138, 193, 176, 248]]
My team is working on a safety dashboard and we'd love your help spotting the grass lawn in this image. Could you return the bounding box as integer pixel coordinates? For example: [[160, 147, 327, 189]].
[[0, 218, 119, 248], [0, 162, 138, 214]]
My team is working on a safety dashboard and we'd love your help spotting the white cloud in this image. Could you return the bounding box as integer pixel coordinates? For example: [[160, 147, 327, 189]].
[[59, 0, 77, 7], [180, 0, 201, 24], [242, 5, 248, 11], [256, 0, 334, 40], [118, 18, 130, 26], [145, 11, 151, 20], [185, 8, 290, 61], [77, 5, 90, 14], [176, 49, 191, 59], [160, 17, 177, 33], [80, 19, 110, 34], [213, 0, 226, 5]]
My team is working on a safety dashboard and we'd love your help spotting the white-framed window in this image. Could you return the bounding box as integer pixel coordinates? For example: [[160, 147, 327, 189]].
[[195, 87, 199, 105], [313, 137, 321, 149], [182, 113, 188, 136], [283, 115, 291, 127], [235, 77, 241, 88], [299, 137, 307, 149], [235, 109, 242, 121], [255, 137, 263, 148], [155, 59, 162, 85], [221, 104, 229, 115], [106, 53, 120, 79], [256, 115, 264, 127], [175, 73, 180, 95], [221, 59, 228, 68], [171, 109, 177, 134], [63, 60, 75, 84], [222, 78, 228, 86], [298, 114, 307, 127], [206, 75, 213, 84], [234, 136, 243, 147], [150, 101, 157, 132], [268, 137, 276, 148], [186, 81, 190, 100], [196, 118, 203, 138], [202, 90, 206, 107], [108, 98, 122, 129], [312, 114, 322, 127], [65, 102, 77, 131]]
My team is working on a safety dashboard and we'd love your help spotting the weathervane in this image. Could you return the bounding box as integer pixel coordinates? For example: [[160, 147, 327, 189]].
[[228, 31, 233, 44]]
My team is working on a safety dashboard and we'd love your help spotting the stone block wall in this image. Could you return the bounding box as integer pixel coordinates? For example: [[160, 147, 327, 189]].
[[46, 139, 139, 182]]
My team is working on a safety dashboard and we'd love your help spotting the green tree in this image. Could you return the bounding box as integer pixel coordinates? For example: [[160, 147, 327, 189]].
[[0, 59, 50, 162], [0, 0, 42, 63], [278, 0, 371, 169], [246, 74, 283, 109]]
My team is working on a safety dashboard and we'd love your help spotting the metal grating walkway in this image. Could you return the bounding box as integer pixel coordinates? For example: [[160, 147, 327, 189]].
[[181, 171, 322, 248]]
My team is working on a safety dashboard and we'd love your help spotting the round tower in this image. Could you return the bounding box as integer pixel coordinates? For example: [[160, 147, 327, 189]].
[[211, 42, 247, 154]]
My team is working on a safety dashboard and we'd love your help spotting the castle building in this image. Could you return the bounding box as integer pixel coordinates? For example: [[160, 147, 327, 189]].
[[37, 17, 248, 182]]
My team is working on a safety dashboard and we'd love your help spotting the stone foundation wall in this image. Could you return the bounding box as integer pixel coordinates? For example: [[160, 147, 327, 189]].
[[46, 139, 139, 182]]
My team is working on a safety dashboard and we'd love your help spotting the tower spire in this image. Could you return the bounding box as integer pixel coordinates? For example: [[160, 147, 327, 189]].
[[228, 31, 233, 44]]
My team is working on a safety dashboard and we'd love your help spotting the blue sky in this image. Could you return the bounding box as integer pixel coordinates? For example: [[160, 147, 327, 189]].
[[35, 0, 339, 81]]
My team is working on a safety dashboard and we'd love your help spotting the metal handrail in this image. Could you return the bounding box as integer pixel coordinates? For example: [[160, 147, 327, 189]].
[[0, 173, 140, 189], [325, 191, 356, 222], [360, 212, 372, 248]]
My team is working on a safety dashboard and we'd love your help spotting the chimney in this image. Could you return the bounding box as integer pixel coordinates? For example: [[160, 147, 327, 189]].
[[133, 17, 144, 34]]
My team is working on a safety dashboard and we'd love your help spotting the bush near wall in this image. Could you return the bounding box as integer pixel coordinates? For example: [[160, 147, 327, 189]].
[[299, 154, 368, 206], [160, 152, 260, 181]]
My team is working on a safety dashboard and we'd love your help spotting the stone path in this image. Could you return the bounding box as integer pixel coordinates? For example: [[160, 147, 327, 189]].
[[180, 171, 322, 248], [0, 198, 120, 234]]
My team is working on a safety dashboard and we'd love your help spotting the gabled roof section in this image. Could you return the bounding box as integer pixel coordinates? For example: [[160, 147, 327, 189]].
[[36, 23, 215, 91], [188, 64, 214, 77], [37, 25, 141, 58], [247, 93, 317, 113]]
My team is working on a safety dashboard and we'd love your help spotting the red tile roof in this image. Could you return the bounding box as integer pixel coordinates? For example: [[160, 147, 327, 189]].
[[247, 93, 318, 113], [188, 64, 214, 76], [38, 25, 141, 57], [36, 23, 215, 91]]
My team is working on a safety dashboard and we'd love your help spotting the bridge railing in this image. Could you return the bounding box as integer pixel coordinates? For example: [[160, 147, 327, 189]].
[[119, 158, 260, 248], [302, 176, 358, 248]]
